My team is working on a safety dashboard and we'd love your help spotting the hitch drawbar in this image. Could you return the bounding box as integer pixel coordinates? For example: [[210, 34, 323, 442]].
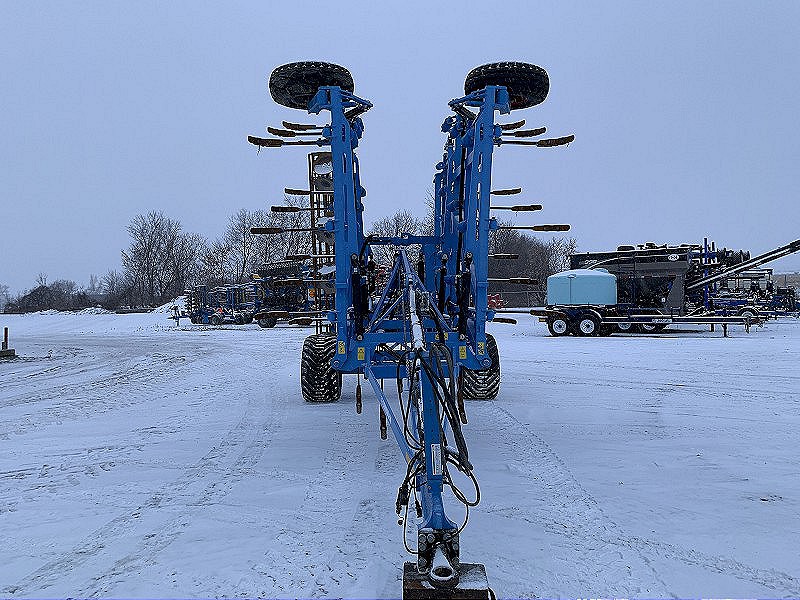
[[403, 562, 490, 600]]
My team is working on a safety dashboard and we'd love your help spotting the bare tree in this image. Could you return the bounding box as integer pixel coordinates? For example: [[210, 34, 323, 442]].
[[8, 278, 91, 312], [198, 239, 233, 286], [122, 211, 203, 306], [0, 283, 10, 312], [367, 209, 423, 265], [87, 274, 102, 293], [224, 209, 261, 283]]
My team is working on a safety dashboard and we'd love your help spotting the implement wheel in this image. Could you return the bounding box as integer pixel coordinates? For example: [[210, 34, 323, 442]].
[[739, 308, 758, 321], [547, 316, 569, 336], [464, 62, 549, 110], [574, 313, 600, 336], [257, 316, 277, 328], [461, 334, 500, 400], [300, 333, 342, 403], [269, 62, 354, 110]]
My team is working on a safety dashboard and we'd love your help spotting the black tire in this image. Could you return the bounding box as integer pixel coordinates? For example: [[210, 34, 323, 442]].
[[739, 308, 758, 321], [269, 61, 354, 110], [257, 316, 277, 328], [616, 322, 634, 333], [637, 322, 662, 333], [461, 334, 500, 400], [574, 313, 600, 336], [464, 62, 549, 110], [190, 316, 198, 325], [234, 314, 244, 325], [300, 333, 342, 403], [598, 324, 614, 336], [211, 314, 222, 326], [547, 316, 569, 336]]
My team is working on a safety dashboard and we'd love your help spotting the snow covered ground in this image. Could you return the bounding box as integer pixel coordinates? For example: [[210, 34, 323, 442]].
[[1, 311, 799, 598]]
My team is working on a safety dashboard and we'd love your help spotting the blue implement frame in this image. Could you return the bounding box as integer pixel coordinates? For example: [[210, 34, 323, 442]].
[[249, 72, 568, 587]]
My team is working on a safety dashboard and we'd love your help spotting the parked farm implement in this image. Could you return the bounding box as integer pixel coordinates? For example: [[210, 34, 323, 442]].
[[184, 282, 261, 325], [248, 60, 572, 597], [180, 260, 317, 327], [534, 238, 800, 336]]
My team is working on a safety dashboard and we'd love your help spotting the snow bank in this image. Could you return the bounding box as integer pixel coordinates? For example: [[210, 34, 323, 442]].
[[153, 296, 186, 313], [1, 310, 172, 336], [76, 306, 112, 315]]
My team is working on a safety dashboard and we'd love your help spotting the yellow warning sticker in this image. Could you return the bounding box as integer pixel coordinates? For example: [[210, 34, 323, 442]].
[[357, 347, 365, 361], [459, 346, 467, 360], [338, 341, 346, 354], [443, 332, 449, 341], [477, 342, 485, 355]]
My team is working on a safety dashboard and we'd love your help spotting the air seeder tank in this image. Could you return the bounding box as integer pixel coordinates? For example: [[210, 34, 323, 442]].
[[546, 269, 617, 305]]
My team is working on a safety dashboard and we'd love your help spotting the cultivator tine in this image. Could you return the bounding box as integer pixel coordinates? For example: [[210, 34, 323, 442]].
[[251, 226, 316, 234], [490, 187, 521, 195], [498, 134, 575, 147], [285, 188, 311, 195], [266, 127, 299, 137], [499, 119, 525, 131], [499, 224, 571, 232], [489, 253, 519, 259], [344, 106, 370, 120], [488, 277, 539, 284], [379, 406, 388, 440], [492, 316, 518, 325], [536, 134, 575, 147], [282, 120, 322, 131], [491, 204, 542, 212], [509, 127, 547, 138], [247, 136, 323, 148], [355, 380, 362, 414], [247, 135, 283, 148], [251, 227, 284, 234], [270, 205, 303, 212]]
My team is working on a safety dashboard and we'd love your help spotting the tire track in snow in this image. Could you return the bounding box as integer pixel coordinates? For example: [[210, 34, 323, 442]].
[[469, 402, 668, 597], [0, 353, 189, 437], [4, 384, 283, 597], [471, 402, 800, 596], [251, 401, 376, 597], [305, 440, 407, 598]]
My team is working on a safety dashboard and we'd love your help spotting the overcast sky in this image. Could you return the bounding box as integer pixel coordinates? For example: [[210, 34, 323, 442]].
[[2, 2, 799, 293]]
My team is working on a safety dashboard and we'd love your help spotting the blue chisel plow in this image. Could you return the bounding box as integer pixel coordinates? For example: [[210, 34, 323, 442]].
[[248, 61, 572, 595]]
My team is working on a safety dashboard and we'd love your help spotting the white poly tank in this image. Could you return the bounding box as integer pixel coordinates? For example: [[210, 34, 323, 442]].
[[546, 269, 617, 306]]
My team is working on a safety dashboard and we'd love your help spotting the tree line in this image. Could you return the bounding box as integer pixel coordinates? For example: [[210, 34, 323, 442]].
[[3, 197, 309, 312], [2, 204, 575, 313]]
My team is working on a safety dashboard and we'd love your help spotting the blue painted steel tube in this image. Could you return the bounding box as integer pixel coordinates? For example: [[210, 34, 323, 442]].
[[417, 359, 458, 531], [364, 366, 414, 464]]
